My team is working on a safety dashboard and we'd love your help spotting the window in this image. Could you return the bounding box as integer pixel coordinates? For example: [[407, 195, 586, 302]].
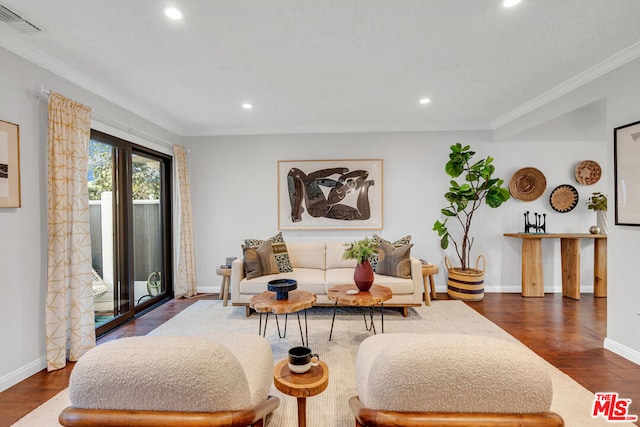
[[88, 130, 173, 336]]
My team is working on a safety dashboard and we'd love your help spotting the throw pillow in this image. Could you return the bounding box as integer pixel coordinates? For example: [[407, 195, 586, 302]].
[[242, 240, 279, 280], [375, 241, 413, 279], [370, 234, 412, 271], [244, 232, 293, 273]]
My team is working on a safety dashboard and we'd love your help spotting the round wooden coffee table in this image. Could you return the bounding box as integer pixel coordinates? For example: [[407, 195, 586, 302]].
[[273, 359, 329, 427], [326, 284, 392, 341], [249, 290, 316, 346]]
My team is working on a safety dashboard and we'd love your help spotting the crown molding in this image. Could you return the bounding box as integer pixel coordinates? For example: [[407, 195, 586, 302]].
[[492, 40, 640, 129], [0, 27, 184, 135], [182, 121, 493, 137]]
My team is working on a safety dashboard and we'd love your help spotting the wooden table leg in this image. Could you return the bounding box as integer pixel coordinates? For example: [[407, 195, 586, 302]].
[[521, 238, 544, 297], [222, 276, 230, 306], [297, 396, 307, 427], [560, 238, 580, 299], [594, 238, 607, 297], [429, 275, 437, 300], [422, 276, 431, 306]]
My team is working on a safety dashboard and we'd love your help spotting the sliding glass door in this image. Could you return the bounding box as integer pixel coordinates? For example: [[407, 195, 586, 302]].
[[88, 130, 172, 335]]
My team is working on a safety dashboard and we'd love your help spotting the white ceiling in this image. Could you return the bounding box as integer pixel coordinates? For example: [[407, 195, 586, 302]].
[[2, 1, 640, 136]]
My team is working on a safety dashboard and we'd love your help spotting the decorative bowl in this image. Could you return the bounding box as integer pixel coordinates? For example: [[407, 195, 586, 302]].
[[267, 279, 298, 300]]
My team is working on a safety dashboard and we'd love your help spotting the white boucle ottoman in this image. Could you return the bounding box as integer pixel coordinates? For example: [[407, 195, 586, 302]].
[[69, 334, 273, 412], [355, 333, 554, 414]]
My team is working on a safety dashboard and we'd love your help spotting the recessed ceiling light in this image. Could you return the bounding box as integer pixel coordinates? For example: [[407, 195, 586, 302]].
[[164, 7, 183, 20], [503, 0, 522, 7], [419, 98, 431, 105], [242, 103, 253, 110]]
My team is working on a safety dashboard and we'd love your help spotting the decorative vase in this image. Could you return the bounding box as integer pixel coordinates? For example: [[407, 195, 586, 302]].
[[354, 260, 374, 292], [596, 210, 608, 234]]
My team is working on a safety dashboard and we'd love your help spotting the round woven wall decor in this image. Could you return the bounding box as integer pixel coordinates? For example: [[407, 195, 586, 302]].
[[509, 167, 547, 201], [575, 160, 602, 185], [549, 185, 579, 213]]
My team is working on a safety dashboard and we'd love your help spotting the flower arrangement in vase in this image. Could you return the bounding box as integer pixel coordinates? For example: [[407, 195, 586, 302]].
[[586, 192, 607, 234], [342, 238, 379, 292]]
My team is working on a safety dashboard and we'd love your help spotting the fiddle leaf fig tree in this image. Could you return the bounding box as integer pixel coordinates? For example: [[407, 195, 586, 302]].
[[433, 143, 511, 270]]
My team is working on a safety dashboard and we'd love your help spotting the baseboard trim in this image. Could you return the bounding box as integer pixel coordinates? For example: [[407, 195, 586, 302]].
[[0, 356, 46, 393], [604, 338, 640, 366], [197, 285, 220, 294]]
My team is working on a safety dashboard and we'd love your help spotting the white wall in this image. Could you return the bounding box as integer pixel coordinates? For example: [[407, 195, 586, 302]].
[[0, 46, 179, 392], [494, 56, 640, 364], [184, 130, 607, 297]]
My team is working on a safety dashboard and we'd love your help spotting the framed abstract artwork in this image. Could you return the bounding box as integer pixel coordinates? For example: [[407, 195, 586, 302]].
[[614, 120, 640, 226], [278, 159, 383, 230], [0, 120, 20, 208]]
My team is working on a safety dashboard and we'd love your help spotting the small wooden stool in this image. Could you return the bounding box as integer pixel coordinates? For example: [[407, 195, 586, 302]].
[[421, 263, 439, 304], [215, 267, 232, 306]]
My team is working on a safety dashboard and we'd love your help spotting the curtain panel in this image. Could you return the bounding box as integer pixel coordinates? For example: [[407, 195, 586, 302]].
[[174, 145, 197, 298], [46, 91, 95, 371]]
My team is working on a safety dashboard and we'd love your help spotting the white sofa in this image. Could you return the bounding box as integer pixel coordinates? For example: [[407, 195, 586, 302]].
[[231, 241, 424, 316]]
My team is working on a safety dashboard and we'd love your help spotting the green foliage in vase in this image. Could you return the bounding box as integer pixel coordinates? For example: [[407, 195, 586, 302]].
[[342, 238, 379, 264], [586, 192, 607, 211], [433, 143, 511, 270]]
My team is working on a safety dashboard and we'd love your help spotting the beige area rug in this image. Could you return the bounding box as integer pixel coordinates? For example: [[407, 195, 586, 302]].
[[13, 300, 636, 427]]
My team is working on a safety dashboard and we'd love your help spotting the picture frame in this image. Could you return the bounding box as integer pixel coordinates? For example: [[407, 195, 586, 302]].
[[0, 120, 20, 208], [278, 159, 383, 230], [614, 120, 640, 226]]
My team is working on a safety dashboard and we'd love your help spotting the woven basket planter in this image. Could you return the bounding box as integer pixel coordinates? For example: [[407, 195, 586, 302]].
[[445, 255, 485, 301]]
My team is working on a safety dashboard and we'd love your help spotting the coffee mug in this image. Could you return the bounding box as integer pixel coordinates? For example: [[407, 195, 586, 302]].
[[288, 346, 319, 374]]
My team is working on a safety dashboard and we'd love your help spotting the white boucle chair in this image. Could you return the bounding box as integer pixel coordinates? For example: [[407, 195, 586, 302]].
[[59, 335, 279, 427], [350, 333, 564, 427]]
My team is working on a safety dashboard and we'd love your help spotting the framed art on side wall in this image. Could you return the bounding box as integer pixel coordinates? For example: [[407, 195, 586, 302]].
[[278, 159, 383, 230], [614, 120, 640, 225], [0, 120, 20, 208]]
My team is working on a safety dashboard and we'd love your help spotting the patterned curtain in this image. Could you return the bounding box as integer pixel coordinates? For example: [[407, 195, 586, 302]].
[[45, 92, 95, 371], [174, 145, 197, 298]]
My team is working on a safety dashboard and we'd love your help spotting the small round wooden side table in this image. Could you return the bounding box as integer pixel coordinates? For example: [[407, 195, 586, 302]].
[[273, 359, 329, 427], [215, 267, 232, 306], [421, 263, 439, 304], [326, 284, 392, 341], [249, 290, 317, 346]]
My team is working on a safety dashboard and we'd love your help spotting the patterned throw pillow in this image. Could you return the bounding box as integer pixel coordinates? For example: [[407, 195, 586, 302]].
[[375, 241, 413, 279], [243, 232, 294, 273], [242, 240, 279, 280], [370, 234, 412, 271]]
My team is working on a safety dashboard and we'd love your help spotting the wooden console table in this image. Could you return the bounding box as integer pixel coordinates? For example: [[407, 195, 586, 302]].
[[504, 233, 607, 299]]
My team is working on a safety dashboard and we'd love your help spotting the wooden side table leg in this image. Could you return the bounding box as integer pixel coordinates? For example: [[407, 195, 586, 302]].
[[594, 238, 607, 297], [561, 238, 581, 300], [422, 275, 431, 306], [521, 238, 544, 297], [429, 275, 437, 300], [297, 396, 307, 427], [222, 276, 230, 306]]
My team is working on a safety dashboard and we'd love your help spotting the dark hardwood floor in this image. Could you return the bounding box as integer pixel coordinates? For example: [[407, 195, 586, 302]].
[[1, 293, 639, 426]]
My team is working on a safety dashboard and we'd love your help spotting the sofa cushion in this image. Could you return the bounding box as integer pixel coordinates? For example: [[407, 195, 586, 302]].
[[326, 241, 358, 269], [244, 232, 293, 273], [70, 336, 256, 412], [239, 268, 327, 296], [242, 240, 279, 279], [371, 234, 412, 271], [375, 241, 413, 279], [356, 334, 553, 413], [286, 242, 326, 270]]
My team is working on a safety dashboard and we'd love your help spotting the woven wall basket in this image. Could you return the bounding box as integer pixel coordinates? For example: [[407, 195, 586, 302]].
[[445, 255, 486, 302]]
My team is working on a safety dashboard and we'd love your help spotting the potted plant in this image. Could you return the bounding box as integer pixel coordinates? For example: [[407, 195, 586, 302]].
[[432, 143, 511, 300], [343, 237, 379, 292], [586, 192, 608, 234]]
